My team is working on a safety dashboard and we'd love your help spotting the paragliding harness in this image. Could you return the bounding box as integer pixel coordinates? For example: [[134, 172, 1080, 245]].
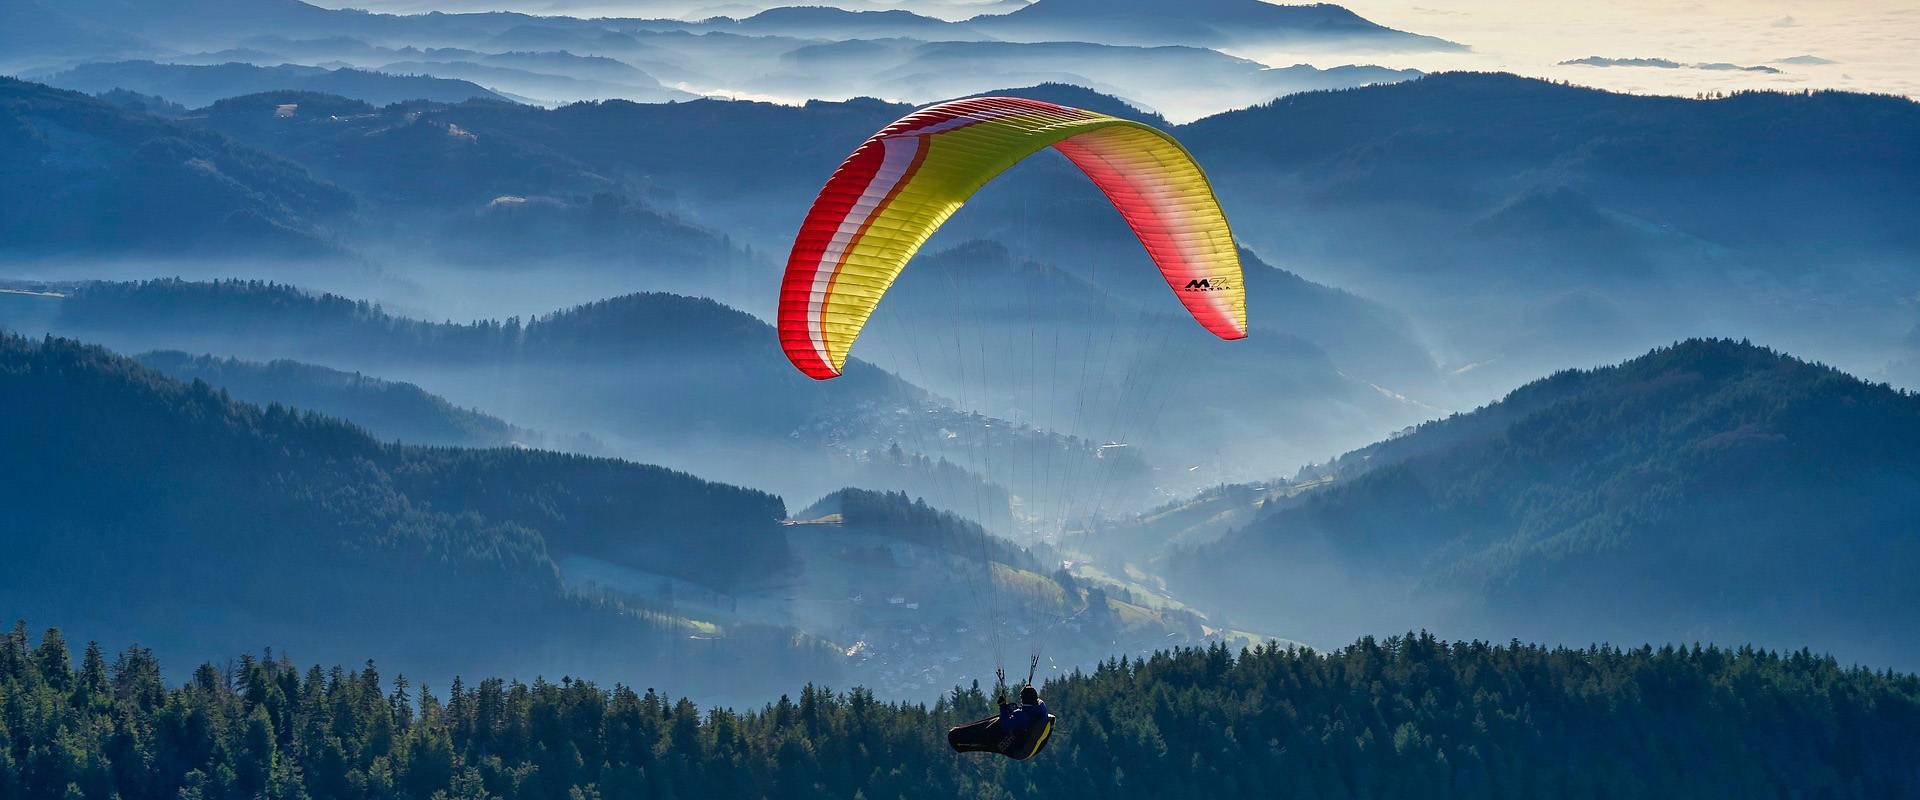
[[948, 655, 1056, 761]]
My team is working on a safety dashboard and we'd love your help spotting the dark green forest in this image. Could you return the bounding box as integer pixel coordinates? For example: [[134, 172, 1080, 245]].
[[5, 625, 1916, 800]]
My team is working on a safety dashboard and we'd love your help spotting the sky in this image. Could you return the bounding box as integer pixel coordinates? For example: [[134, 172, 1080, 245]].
[[316, 0, 1920, 101], [1321, 0, 1920, 100]]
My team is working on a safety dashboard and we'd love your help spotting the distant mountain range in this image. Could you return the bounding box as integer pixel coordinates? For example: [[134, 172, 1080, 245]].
[[0, 77, 351, 256], [774, 40, 1419, 115], [707, 7, 997, 41], [368, 59, 696, 104], [1170, 339, 1920, 669], [1, 0, 1439, 120], [175, 80, 1431, 372], [40, 60, 510, 108], [970, 0, 1465, 52], [624, 0, 1463, 54], [0, 78, 747, 293], [0, 0, 149, 66], [1175, 72, 1920, 392], [111, 82, 1436, 477], [518, 0, 1465, 56], [13, 67, 1920, 463], [138, 71, 1910, 401]]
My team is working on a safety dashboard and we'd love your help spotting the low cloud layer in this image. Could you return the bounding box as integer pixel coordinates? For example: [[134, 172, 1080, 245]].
[[1279, 0, 1916, 100]]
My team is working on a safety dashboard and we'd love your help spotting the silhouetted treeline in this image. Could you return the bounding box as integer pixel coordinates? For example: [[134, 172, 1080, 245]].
[[5, 626, 1916, 800], [94, 88, 188, 118], [136, 351, 521, 449]]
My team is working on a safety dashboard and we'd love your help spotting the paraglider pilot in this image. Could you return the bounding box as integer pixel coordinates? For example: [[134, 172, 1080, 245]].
[[948, 667, 1056, 760], [999, 685, 1049, 740]]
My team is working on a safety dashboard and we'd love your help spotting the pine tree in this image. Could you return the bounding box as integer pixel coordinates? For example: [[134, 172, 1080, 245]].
[[33, 628, 71, 691], [75, 641, 109, 710]]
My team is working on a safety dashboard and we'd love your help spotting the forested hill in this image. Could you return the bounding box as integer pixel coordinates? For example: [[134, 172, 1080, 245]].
[[802, 488, 1042, 573], [0, 335, 832, 700], [185, 89, 742, 278], [0, 77, 351, 255], [30, 278, 910, 438], [6, 628, 1916, 800], [1174, 339, 1920, 668], [3, 278, 1104, 514]]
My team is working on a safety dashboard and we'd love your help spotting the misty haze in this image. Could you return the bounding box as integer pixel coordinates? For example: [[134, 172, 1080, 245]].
[[3, 0, 1919, 797]]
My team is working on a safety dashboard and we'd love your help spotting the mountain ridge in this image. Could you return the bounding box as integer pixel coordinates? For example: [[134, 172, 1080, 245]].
[[1172, 338, 1920, 667], [0, 332, 833, 701], [134, 350, 536, 449], [41, 60, 512, 108], [970, 0, 1466, 52], [0, 76, 352, 256]]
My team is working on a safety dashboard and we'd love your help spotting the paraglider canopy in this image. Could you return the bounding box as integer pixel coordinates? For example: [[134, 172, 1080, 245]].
[[779, 95, 1247, 380]]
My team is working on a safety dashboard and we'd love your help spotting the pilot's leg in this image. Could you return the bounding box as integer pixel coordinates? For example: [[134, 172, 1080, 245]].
[[947, 716, 1004, 753]]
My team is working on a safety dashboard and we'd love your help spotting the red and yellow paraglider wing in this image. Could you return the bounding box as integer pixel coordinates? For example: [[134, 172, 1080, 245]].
[[1051, 124, 1246, 342], [779, 97, 1245, 380]]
